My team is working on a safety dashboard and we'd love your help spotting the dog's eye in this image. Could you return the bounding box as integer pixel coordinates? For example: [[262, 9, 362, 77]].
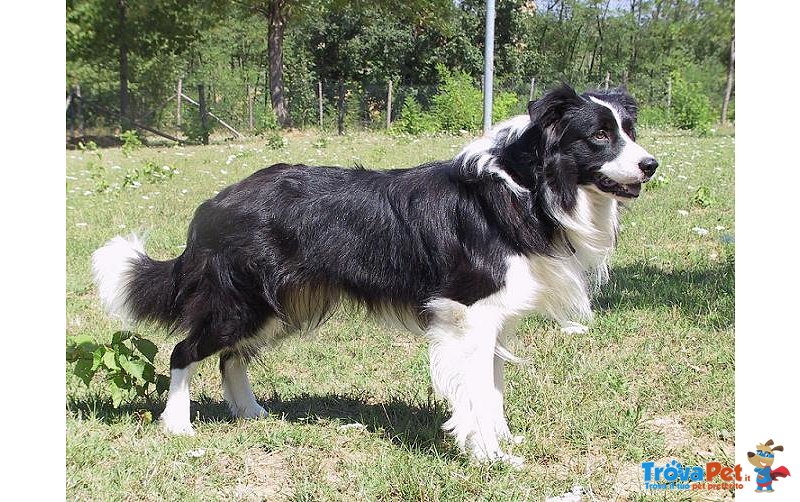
[[593, 130, 609, 141]]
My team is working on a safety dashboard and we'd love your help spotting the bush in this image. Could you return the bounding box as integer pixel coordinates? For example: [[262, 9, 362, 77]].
[[394, 95, 438, 135], [492, 91, 519, 123], [66, 331, 169, 408], [669, 71, 715, 133], [431, 68, 483, 132], [255, 105, 280, 134], [182, 111, 214, 144], [120, 130, 143, 157], [638, 106, 671, 127]]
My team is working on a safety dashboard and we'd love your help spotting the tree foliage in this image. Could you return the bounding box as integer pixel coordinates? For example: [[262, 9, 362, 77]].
[[66, 0, 734, 131]]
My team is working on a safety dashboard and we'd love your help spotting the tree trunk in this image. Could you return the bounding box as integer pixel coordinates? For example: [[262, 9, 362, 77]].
[[267, 0, 290, 127], [721, 36, 735, 125], [118, 0, 130, 129]]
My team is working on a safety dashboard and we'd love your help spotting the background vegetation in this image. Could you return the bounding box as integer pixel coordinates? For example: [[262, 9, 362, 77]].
[[66, 0, 735, 135]]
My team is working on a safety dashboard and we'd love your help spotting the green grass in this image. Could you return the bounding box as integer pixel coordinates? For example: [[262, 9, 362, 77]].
[[66, 127, 734, 500]]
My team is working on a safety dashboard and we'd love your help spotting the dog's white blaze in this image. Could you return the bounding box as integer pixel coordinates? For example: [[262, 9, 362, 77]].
[[160, 363, 198, 435], [589, 96, 653, 183], [91, 234, 144, 325], [221, 356, 267, 419]]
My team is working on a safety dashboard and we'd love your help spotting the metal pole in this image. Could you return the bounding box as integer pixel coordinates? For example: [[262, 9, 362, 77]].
[[482, 0, 495, 134]]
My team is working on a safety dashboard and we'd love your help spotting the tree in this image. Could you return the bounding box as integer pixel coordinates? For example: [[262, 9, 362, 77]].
[[67, 0, 223, 127]]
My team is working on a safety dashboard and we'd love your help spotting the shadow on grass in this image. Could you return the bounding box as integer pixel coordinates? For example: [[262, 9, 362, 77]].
[[68, 391, 458, 458], [596, 257, 734, 330]]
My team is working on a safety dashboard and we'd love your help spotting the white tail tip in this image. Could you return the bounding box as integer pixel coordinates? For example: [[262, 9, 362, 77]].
[[91, 234, 145, 323]]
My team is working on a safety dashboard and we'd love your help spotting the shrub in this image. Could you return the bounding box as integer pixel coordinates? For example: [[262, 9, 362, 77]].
[[394, 95, 438, 135], [122, 161, 178, 189], [266, 132, 288, 150], [492, 91, 519, 123], [66, 331, 169, 408], [669, 71, 715, 133], [431, 68, 483, 132], [182, 112, 214, 144], [120, 130, 143, 157], [255, 106, 280, 134], [637, 106, 671, 127]]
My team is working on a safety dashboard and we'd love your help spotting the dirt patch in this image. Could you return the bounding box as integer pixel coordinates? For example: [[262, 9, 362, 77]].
[[219, 448, 293, 501], [644, 415, 693, 453]]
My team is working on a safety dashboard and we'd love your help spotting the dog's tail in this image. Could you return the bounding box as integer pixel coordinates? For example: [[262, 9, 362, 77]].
[[91, 234, 182, 328]]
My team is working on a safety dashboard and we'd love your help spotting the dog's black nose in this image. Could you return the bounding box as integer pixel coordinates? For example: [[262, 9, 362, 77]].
[[639, 157, 658, 177]]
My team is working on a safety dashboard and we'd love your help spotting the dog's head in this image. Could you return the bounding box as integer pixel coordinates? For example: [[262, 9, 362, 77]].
[[748, 440, 784, 468], [520, 85, 658, 201]]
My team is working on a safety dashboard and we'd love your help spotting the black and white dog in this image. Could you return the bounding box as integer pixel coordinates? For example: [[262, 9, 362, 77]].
[[92, 85, 656, 466]]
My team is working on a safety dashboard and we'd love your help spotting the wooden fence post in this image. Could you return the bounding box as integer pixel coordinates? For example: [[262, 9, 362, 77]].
[[604, 71, 610, 90], [666, 77, 672, 114], [69, 88, 76, 139], [337, 79, 344, 136], [177, 78, 182, 127], [529, 77, 536, 102], [198, 84, 209, 145], [76, 84, 84, 139], [247, 85, 254, 130], [386, 79, 393, 129], [318, 81, 323, 129]]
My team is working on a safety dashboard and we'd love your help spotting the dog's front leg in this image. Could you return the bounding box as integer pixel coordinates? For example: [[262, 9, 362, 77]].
[[427, 300, 524, 467]]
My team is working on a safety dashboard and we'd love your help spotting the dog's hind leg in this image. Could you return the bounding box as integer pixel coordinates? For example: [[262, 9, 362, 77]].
[[219, 315, 289, 419], [219, 353, 268, 419], [160, 328, 228, 435]]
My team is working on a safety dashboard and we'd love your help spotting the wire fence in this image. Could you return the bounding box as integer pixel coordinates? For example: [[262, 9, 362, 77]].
[[67, 72, 669, 144]]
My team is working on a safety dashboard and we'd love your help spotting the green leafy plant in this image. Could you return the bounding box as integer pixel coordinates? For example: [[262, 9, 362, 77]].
[[669, 71, 715, 134], [123, 161, 178, 188], [491, 91, 519, 123], [637, 106, 671, 127], [120, 130, 143, 157], [430, 67, 483, 132], [692, 185, 713, 208], [182, 112, 214, 144], [266, 132, 288, 150], [394, 95, 438, 135], [312, 136, 329, 149], [66, 331, 169, 408], [87, 160, 109, 193], [645, 173, 670, 191], [255, 106, 280, 134]]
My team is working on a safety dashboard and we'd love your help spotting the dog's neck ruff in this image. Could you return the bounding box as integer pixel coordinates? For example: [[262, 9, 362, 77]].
[[551, 188, 618, 288], [455, 116, 532, 196]]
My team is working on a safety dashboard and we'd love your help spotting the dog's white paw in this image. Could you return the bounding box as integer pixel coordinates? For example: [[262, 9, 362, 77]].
[[560, 322, 589, 335], [160, 415, 196, 436]]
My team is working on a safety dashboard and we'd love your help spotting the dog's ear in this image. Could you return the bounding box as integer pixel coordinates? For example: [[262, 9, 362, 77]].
[[772, 445, 784, 452], [527, 85, 584, 128], [748, 452, 755, 458], [766, 439, 775, 446]]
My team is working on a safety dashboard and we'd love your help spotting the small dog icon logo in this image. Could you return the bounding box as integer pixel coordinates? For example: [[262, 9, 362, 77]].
[[747, 440, 791, 493]]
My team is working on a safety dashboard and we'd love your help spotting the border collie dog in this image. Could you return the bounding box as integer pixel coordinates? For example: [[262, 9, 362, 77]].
[[92, 85, 656, 466]]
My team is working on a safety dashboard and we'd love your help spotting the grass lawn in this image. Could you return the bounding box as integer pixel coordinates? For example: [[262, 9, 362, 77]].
[[66, 127, 734, 501]]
